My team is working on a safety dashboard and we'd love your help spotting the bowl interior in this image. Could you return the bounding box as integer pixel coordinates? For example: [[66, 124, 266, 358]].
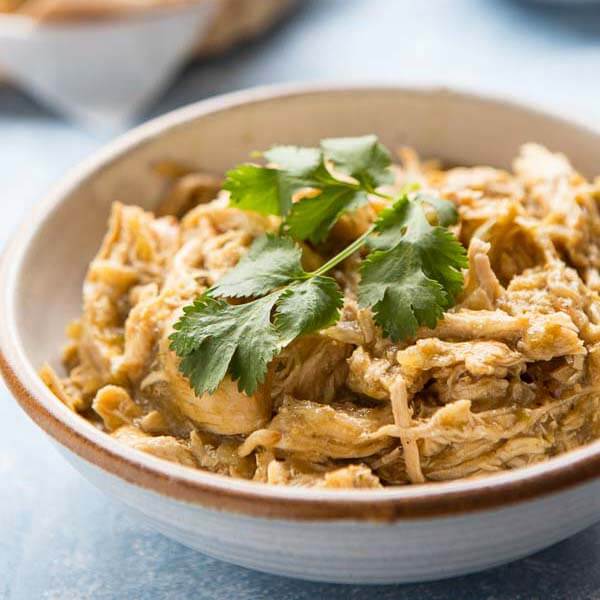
[[16, 87, 600, 371]]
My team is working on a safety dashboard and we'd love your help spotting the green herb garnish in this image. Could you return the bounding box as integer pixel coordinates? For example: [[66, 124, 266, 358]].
[[169, 235, 343, 396], [359, 194, 468, 341], [224, 134, 394, 243], [170, 136, 467, 397]]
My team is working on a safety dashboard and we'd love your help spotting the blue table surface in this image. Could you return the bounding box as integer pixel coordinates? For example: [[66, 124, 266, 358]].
[[3, 1, 600, 598]]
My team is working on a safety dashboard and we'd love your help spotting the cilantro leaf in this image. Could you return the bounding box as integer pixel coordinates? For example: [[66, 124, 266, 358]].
[[286, 187, 368, 244], [416, 193, 459, 227], [285, 135, 393, 242], [223, 165, 305, 216], [224, 136, 394, 242], [223, 165, 283, 216], [359, 242, 447, 340], [358, 193, 467, 340], [224, 146, 324, 218], [275, 276, 343, 345], [263, 146, 321, 176], [170, 294, 282, 395], [321, 134, 394, 189], [211, 234, 304, 298], [414, 226, 467, 304], [368, 193, 459, 250]]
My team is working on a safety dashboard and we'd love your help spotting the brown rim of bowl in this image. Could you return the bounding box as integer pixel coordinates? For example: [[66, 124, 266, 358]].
[[2, 83, 600, 522]]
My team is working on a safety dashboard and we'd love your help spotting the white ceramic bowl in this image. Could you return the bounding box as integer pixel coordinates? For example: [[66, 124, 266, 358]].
[[2, 84, 600, 584]]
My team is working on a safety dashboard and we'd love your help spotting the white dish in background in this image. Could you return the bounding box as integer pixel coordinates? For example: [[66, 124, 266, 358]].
[[0, 3, 218, 127], [0, 0, 297, 127], [1, 84, 600, 584]]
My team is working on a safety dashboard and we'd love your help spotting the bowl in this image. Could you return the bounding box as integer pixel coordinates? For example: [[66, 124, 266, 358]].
[[2, 84, 600, 584]]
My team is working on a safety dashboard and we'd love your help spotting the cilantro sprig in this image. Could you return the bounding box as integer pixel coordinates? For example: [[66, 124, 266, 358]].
[[170, 136, 467, 397], [170, 235, 344, 396], [224, 135, 394, 243]]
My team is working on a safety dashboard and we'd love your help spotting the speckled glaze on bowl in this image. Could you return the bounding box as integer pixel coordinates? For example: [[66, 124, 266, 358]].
[[2, 84, 600, 584]]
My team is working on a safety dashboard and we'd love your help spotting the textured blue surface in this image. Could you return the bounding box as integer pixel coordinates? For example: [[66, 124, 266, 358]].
[[2, 1, 600, 598]]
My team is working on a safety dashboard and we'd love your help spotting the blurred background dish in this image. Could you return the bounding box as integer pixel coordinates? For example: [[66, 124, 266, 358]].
[[0, 0, 296, 57], [0, 0, 298, 125], [193, 0, 298, 58]]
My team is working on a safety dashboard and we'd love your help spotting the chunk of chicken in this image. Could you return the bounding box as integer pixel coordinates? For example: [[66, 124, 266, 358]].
[[422, 309, 528, 342], [113, 283, 160, 382], [323, 298, 376, 346], [423, 307, 584, 363], [153, 335, 272, 435], [259, 456, 381, 488], [112, 426, 196, 467], [500, 262, 600, 346], [514, 144, 600, 281], [139, 410, 169, 434], [78, 203, 180, 386], [348, 339, 525, 403], [271, 335, 352, 403], [92, 385, 142, 431], [267, 397, 393, 461], [317, 464, 382, 489], [460, 238, 504, 310], [39, 363, 86, 412], [189, 431, 255, 478], [396, 339, 525, 393], [347, 346, 398, 400]]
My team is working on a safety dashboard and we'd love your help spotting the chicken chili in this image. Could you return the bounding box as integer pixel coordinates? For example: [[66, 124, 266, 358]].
[[42, 137, 600, 488]]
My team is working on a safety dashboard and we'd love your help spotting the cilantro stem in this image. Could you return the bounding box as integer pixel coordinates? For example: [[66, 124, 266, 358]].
[[308, 225, 376, 278], [369, 189, 394, 201], [326, 177, 393, 202], [305, 187, 393, 278]]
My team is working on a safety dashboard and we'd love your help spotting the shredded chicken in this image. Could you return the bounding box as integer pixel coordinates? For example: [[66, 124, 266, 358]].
[[92, 384, 142, 431], [43, 144, 600, 487], [112, 426, 196, 468]]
